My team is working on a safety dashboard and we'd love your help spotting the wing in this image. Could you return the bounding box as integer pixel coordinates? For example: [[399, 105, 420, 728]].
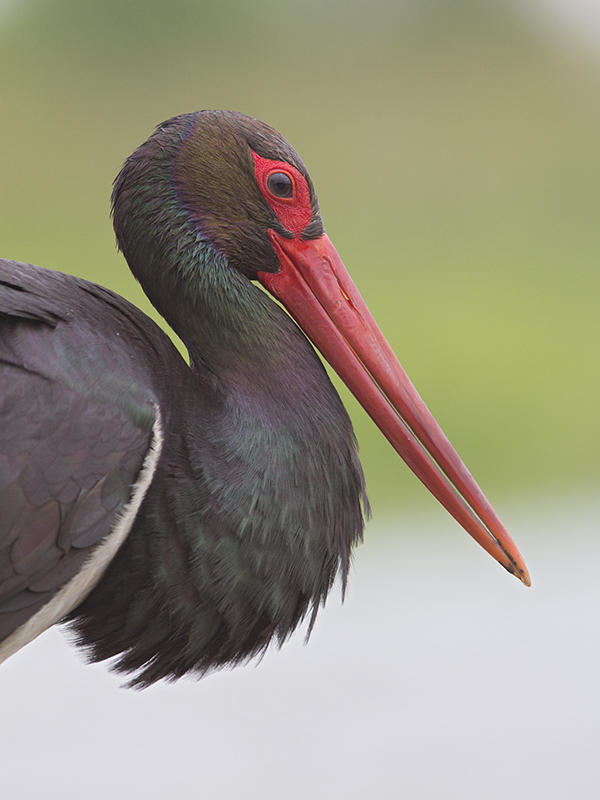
[[0, 262, 158, 659]]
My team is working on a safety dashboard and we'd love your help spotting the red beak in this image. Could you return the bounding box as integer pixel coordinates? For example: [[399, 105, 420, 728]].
[[258, 230, 530, 586]]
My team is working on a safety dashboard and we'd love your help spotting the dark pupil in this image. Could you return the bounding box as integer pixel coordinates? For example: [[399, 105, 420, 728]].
[[267, 172, 293, 198]]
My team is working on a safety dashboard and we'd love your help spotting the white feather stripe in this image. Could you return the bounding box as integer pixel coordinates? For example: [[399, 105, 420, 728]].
[[0, 410, 163, 664]]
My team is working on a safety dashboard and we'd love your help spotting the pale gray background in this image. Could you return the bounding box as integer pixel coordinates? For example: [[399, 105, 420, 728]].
[[2, 494, 597, 799]]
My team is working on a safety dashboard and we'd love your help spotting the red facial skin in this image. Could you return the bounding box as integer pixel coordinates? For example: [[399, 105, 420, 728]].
[[252, 150, 530, 586], [252, 152, 313, 234]]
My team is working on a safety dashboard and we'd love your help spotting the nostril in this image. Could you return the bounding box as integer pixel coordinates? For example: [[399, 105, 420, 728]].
[[336, 275, 357, 312]]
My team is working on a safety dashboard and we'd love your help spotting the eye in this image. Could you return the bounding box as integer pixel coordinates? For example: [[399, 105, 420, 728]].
[[267, 171, 293, 199]]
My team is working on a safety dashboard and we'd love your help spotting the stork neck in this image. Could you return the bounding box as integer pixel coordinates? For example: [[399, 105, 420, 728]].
[[173, 246, 280, 373], [158, 248, 292, 386], [126, 234, 337, 428]]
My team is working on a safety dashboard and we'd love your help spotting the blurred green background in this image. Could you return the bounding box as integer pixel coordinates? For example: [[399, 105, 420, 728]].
[[2, 5, 600, 798], [1, 0, 598, 511]]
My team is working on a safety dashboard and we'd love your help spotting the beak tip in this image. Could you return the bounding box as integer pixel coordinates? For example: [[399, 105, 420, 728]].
[[514, 565, 532, 587]]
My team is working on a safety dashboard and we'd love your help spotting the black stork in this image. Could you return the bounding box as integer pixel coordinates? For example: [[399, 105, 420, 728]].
[[0, 111, 529, 687]]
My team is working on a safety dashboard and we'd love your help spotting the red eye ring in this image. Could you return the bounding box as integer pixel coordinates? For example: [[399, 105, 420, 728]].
[[265, 169, 295, 203]]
